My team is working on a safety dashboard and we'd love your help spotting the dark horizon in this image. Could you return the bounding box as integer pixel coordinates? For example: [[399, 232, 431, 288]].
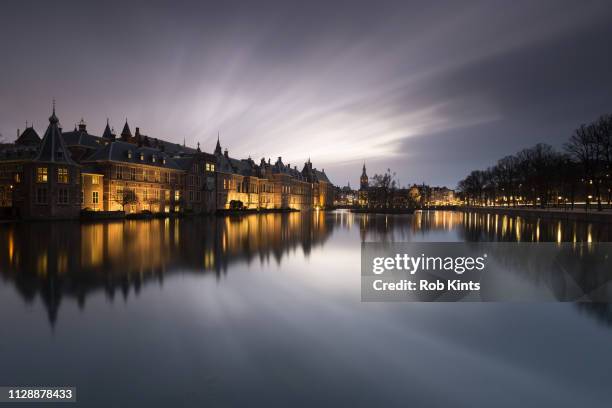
[[2, 0, 612, 188]]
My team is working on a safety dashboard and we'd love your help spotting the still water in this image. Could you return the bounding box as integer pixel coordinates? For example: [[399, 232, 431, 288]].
[[1, 210, 611, 407]]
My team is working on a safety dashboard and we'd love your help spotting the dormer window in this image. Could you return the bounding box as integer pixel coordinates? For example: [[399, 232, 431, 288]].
[[127, 150, 133, 159], [152, 155, 156, 163], [162, 158, 166, 165], [140, 153, 144, 161]]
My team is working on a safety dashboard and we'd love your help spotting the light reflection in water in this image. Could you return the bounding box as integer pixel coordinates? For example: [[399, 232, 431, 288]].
[[0, 210, 611, 325]]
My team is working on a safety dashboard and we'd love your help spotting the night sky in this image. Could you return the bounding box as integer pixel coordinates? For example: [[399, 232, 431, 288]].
[[1, 0, 611, 188]]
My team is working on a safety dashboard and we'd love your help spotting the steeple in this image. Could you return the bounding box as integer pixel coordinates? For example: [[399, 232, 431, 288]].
[[102, 118, 113, 139], [214, 132, 222, 155], [360, 162, 369, 190], [121, 118, 132, 140]]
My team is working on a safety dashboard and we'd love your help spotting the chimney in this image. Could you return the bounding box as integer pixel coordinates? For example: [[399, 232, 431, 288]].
[[224, 149, 229, 158], [135, 127, 141, 137]]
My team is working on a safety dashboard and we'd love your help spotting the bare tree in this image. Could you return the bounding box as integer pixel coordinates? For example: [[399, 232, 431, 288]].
[[111, 188, 138, 212]]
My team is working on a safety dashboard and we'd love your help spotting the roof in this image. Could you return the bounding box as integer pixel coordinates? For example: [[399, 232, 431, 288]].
[[102, 120, 113, 139], [313, 169, 331, 183], [83, 140, 183, 170], [62, 130, 109, 149], [15, 127, 41, 146], [121, 120, 132, 137], [34, 109, 78, 165]]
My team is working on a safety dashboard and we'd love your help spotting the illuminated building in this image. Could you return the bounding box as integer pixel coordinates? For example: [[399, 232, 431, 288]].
[[0, 107, 334, 218]]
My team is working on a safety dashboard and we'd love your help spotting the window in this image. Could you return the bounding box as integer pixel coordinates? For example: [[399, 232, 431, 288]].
[[196, 191, 201, 202], [152, 155, 157, 163], [14, 173, 21, 183], [36, 187, 47, 204], [93, 191, 99, 204], [155, 171, 160, 183], [57, 168, 69, 183], [91, 175, 100, 185], [140, 153, 145, 161], [189, 190, 194, 201], [174, 190, 181, 201], [127, 150, 133, 159], [36, 167, 48, 183], [143, 189, 148, 201], [58, 188, 69, 204]]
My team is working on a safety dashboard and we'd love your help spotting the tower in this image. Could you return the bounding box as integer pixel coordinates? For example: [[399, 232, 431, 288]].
[[360, 162, 368, 190]]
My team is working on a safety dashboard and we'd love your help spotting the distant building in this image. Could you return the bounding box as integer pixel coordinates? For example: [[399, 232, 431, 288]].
[[356, 163, 415, 209]]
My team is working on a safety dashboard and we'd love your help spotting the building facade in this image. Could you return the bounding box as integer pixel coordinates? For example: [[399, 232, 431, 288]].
[[0, 108, 335, 219]]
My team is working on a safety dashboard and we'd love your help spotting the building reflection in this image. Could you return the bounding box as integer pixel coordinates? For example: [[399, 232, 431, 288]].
[[0, 211, 332, 325]]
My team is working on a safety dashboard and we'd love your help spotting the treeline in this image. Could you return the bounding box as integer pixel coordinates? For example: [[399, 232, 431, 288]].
[[458, 114, 612, 211]]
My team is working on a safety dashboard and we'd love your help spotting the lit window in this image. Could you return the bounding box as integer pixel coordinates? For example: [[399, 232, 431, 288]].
[[174, 190, 181, 201], [57, 168, 69, 183], [127, 150, 133, 159], [91, 175, 99, 185], [36, 167, 48, 183]]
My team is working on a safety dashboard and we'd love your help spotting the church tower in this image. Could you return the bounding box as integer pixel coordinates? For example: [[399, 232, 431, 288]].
[[360, 163, 369, 190]]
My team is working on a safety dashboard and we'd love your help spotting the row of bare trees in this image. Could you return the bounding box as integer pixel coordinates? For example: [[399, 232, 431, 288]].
[[458, 114, 612, 211]]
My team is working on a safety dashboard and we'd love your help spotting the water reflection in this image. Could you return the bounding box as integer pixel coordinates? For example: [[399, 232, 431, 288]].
[[1, 210, 611, 326]]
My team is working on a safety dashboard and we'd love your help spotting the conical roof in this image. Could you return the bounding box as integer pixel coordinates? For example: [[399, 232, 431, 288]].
[[102, 119, 113, 139], [34, 107, 77, 165], [121, 119, 132, 138]]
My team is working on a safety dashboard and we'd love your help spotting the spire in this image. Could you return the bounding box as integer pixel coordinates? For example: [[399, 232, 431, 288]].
[[102, 118, 113, 139], [197, 142, 201, 152], [214, 132, 222, 155], [121, 118, 131, 138], [49, 99, 58, 124]]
